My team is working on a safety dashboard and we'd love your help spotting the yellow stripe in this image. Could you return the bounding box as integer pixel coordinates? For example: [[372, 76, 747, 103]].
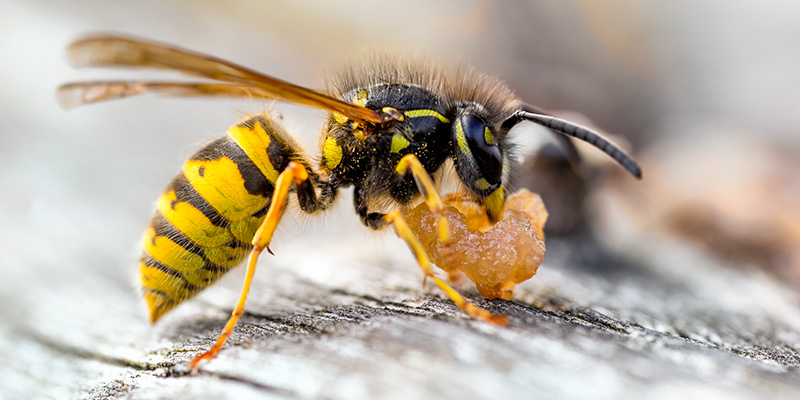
[[484, 127, 497, 145], [455, 120, 470, 155], [183, 158, 270, 222], [230, 216, 264, 243], [139, 263, 193, 305], [141, 227, 228, 287], [184, 267, 224, 288], [475, 178, 492, 190], [323, 136, 343, 169], [141, 227, 204, 273], [404, 109, 450, 123], [205, 246, 249, 268], [227, 122, 280, 184], [484, 187, 505, 221], [390, 134, 410, 153], [157, 190, 233, 248]]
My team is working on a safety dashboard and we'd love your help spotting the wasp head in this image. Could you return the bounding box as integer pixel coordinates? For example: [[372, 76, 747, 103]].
[[451, 103, 509, 222]]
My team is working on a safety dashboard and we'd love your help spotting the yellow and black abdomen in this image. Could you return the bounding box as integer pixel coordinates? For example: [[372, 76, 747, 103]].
[[139, 113, 306, 323]]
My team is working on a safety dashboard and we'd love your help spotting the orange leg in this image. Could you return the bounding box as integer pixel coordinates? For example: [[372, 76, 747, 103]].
[[189, 161, 309, 369], [384, 210, 506, 326], [395, 154, 450, 243], [389, 154, 506, 325]]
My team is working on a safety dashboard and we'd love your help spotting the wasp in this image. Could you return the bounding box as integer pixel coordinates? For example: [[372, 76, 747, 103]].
[[58, 35, 641, 368]]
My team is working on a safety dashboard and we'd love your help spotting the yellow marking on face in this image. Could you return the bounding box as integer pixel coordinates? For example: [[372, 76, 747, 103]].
[[353, 90, 368, 107], [323, 136, 343, 170], [475, 178, 492, 190], [455, 120, 471, 155], [205, 246, 248, 268], [230, 216, 264, 243], [484, 127, 497, 145], [157, 191, 233, 248], [391, 134, 410, 153], [227, 123, 279, 184], [404, 109, 450, 123], [183, 158, 270, 222], [483, 187, 505, 222]]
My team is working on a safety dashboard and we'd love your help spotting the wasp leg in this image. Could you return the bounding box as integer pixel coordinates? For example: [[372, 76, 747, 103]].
[[189, 161, 310, 369], [394, 154, 451, 242], [392, 154, 505, 324], [384, 210, 507, 325], [356, 154, 452, 235]]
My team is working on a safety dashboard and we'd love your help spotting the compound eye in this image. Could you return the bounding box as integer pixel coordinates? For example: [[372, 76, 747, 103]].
[[460, 114, 503, 185]]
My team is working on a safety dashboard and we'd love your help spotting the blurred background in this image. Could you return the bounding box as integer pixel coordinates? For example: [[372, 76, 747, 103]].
[[2, 0, 800, 398]]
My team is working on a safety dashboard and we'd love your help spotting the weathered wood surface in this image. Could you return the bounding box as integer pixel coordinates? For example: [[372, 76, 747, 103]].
[[4, 220, 800, 399], [4, 2, 800, 399]]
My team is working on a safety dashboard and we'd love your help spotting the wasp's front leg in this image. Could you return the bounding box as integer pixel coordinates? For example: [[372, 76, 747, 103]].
[[384, 209, 506, 325], [394, 154, 451, 243], [386, 154, 506, 325]]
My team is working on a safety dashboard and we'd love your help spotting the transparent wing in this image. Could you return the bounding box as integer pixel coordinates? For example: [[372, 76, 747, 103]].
[[62, 35, 384, 124], [57, 81, 284, 109]]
